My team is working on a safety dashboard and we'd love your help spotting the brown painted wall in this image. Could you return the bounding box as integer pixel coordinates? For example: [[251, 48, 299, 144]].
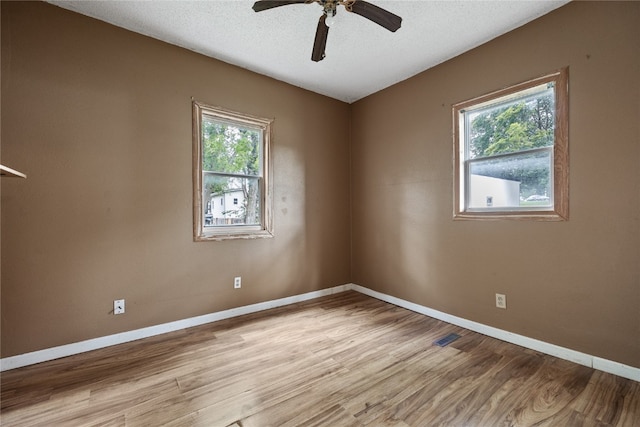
[[351, 1, 639, 368], [1, 2, 351, 357]]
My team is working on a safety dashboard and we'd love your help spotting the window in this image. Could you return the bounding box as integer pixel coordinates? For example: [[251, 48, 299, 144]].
[[193, 101, 273, 240], [453, 68, 568, 220]]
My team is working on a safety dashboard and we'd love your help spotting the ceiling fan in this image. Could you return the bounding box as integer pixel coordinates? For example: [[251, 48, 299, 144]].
[[252, 0, 402, 62]]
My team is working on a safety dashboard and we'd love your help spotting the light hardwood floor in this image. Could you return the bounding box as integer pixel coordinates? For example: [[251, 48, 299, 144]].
[[1, 291, 638, 426]]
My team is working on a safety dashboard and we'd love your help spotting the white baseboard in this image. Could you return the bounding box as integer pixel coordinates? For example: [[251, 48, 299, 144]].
[[350, 284, 640, 382], [593, 357, 640, 383], [1, 283, 638, 383], [0, 284, 350, 372]]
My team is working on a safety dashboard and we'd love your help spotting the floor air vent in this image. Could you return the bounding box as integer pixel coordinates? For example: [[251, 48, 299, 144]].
[[434, 333, 461, 347]]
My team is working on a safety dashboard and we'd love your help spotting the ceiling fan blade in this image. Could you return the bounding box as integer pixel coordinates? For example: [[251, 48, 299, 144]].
[[252, 0, 309, 13], [311, 15, 329, 62], [349, 0, 402, 32]]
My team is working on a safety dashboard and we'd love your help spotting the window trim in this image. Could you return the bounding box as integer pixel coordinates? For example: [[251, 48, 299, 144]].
[[452, 68, 569, 221], [192, 100, 273, 241]]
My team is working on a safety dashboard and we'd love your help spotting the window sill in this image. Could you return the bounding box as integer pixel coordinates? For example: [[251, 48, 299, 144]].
[[453, 210, 568, 221], [195, 229, 274, 242]]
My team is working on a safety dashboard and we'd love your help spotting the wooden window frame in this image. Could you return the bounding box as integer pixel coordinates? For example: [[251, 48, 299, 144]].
[[453, 68, 569, 221], [192, 100, 273, 241]]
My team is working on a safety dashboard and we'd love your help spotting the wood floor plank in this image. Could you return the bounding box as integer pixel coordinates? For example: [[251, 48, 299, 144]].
[[568, 369, 640, 427], [502, 359, 593, 426], [1, 291, 638, 426]]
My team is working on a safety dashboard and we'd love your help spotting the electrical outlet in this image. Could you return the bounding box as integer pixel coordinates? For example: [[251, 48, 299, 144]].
[[496, 293, 507, 309], [114, 299, 125, 315], [234, 276, 241, 289]]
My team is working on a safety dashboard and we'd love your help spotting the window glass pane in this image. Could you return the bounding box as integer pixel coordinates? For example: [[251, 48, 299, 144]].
[[453, 68, 568, 220], [193, 101, 273, 240], [202, 115, 261, 176], [468, 149, 552, 209], [203, 174, 261, 226], [467, 85, 554, 160]]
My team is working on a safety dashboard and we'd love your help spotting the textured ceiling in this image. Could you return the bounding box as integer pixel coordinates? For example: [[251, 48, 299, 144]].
[[48, 0, 570, 103]]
